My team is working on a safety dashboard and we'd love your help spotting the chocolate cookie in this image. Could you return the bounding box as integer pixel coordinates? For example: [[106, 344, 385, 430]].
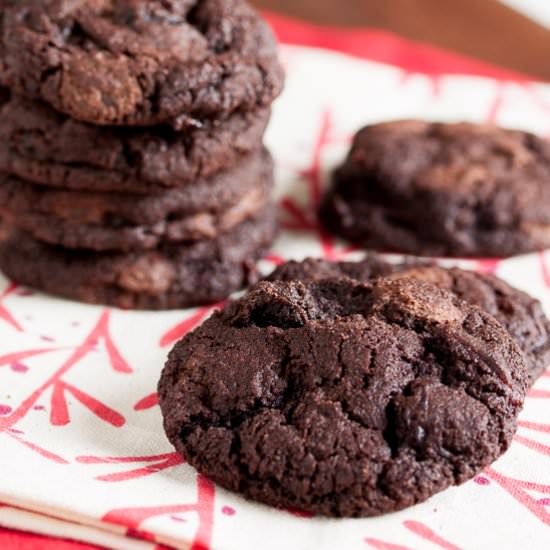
[[158, 277, 527, 517], [0, 0, 284, 127], [0, 97, 270, 192], [267, 258, 550, 383], [0, 151, 273, 251], [321, 120, 550, 258], [0, 206, 278, 310]]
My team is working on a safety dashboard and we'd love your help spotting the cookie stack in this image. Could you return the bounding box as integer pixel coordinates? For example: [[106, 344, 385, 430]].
[[0, 0, 284, 309]]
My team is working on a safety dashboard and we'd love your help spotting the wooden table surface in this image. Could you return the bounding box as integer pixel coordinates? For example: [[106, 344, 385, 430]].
[[252, 0, 550, 81]]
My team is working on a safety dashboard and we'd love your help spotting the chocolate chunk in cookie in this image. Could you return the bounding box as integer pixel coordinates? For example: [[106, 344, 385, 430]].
[[159, 276, 528, 516], [321, 120, 550, 257]]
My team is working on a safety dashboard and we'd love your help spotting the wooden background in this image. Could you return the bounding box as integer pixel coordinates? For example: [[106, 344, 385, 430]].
[[252, 0, 550, 81]]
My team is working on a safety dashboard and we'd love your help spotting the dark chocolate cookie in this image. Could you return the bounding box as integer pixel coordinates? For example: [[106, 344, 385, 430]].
[[0, 0, 284, 127], [0, 150, 273, 251], [0, 97, 270, 192], [159, 276, 527, 517], [0, 206, 278, 310], [267, 257, 550, 383], [321, 120, 550, 258]]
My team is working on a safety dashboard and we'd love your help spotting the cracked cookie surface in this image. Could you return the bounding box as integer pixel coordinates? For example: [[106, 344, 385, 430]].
[[267, 257, 550, 384], [320, 120, 550, 257], [0, 0, 284, 127], [159, 276, 528, 516]]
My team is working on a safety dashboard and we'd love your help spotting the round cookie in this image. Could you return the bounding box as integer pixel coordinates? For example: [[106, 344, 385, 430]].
[[0, 151, 274, 251], [158, 276, 528, 517], [0, 97, 270, 193], [267, 257, 550, 384], [0, 0, 284, 127], [320, 120, 550, 258], [0, 206, 278, 310]]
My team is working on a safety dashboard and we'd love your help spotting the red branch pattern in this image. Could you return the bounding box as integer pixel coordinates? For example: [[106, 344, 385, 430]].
[[102, 474, 215, 550], [0, 283, 23, 332], [0, 309, 131, 433]]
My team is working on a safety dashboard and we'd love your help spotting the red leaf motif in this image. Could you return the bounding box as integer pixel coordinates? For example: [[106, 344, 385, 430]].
[[280, 197, 317, 231], [76, 452, 184, 482], [50, 382, 70, 426], [0, 309, 130, 432], [300, 109, 333, 209], [96, 310, 132, 373], [102, 474, 215, 550], [528, 388, 550, 399], [0, 283, 23, 332], [104, 334, 132, 374], [160, 305, 219, 348], [486, 83, 507, 124], [364, 539, 413, 550], [399, 71, 442, 97], [64, 383, 125, 427], [365, 520, 461, 550], [263, 254, 285, 266], [95, 454, 184, 482], [7, 431, 68, 464], [403, 520, 462, 550], [539, 252, 550, 288], [0, 348, 59, 367], [77, 452, 179, 465], [134, 393, 159, 411], [486, 468, 550, 526], [518, 420, 550, 433], [514, 434, 550, 457], [476, 259, 501, 274]]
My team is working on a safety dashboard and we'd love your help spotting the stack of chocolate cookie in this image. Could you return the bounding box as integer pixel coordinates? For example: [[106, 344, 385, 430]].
[[0, 0, 284, 309]]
